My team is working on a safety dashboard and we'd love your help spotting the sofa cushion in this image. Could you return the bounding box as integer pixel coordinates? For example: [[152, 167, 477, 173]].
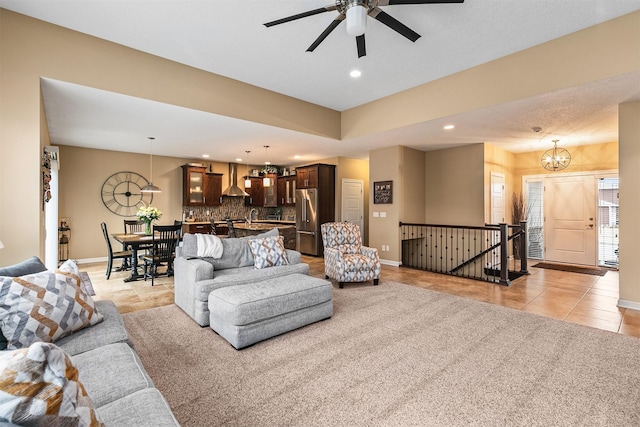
[[0, 342, 103, 426], [0, 256, 47, 277], [0, 260, 103, 350], [72, 342, 154, 408], [248, 235, 289, 269], [96, 388, 179, 427], [55, 300, 130, 356]]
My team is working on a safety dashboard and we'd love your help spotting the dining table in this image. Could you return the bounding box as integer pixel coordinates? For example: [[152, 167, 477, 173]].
[[111, 233, 155, 282]]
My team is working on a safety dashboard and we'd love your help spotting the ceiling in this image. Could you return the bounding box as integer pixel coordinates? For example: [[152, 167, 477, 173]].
[[2, 0, 640, 165]]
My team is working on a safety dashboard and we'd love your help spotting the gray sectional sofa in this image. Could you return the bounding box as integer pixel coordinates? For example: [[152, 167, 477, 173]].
[[0, 257, 179, 427], [174, 229, 311, 326]]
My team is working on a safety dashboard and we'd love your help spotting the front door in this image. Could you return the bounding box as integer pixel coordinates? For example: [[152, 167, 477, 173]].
[[545, 175, 597, 265]]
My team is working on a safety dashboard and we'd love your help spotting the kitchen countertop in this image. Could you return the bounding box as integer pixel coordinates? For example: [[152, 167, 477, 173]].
[[234, 223, 295, 231], [184, 220, 295, 226]]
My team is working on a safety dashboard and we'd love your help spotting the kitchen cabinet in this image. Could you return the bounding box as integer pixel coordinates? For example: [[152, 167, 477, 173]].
[[182, 165, 222, 206], [263, 173, 278, 207], [296, 165, 320, 189], [183, 222, 212, 234], [277, 175, 296, 206], [244, 174, 277, 207], [244, 176, 264, 207], [204, 173, 223, 206]]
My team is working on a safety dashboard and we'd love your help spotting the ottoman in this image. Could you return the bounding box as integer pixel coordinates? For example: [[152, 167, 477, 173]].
[[208, 273, 333, 349]]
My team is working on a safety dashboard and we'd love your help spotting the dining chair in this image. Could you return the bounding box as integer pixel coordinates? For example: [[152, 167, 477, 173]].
[[123, 219, 152, 258], [101, 222, 132, 280], [142, 224, 181, 286], [124, 219, 145, 234], [226, 219, 237, 238]]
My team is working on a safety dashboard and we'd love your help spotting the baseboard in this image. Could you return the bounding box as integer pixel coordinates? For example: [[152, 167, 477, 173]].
[[380, 259, 401, 267], [75, 257, 107, 265], [617, 299, 640, 311]]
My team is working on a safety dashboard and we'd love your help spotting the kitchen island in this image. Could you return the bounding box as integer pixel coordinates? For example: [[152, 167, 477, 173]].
[[182, 220, 296, 250], [234, 222, 296, 250]]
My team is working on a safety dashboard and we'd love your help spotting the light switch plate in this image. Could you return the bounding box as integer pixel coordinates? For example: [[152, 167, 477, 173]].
[[373, 212, 379, 217]]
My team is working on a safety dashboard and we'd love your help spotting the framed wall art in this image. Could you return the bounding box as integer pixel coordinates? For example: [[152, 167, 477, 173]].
[[373, 180, 393, 204]]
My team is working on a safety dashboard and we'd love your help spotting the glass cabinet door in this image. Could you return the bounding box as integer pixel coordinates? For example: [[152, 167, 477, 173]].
[[188, 169, 205, 204]]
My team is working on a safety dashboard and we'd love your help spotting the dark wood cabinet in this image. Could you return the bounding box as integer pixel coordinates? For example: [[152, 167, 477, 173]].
[[183, 223, 212, 234], [244, 174, 278, 207], [182, 166, 222, 206], [296, 165, 320, 189], [277, 175, 297, 206], [244, 176, 264, 207], [204, 173, 223, 206], [263, 173, 277, 207]]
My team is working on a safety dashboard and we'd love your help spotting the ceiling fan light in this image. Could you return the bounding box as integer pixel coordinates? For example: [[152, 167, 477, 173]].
[[346, 4, 367, 36]]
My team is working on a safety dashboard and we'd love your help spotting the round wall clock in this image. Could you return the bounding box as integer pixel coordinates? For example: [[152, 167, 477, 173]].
[[101, 171, 154, 217]]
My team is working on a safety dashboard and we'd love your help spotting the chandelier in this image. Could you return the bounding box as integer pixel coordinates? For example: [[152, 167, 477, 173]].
[[541, 139, 571, 172]]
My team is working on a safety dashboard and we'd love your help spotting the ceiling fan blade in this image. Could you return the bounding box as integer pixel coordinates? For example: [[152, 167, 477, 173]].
[[356, 34, 366, 58], [370, 8, 421, 42], [306, 15, 345, 52], [378, 0, 464, 5], [264, 5, 337, 27]]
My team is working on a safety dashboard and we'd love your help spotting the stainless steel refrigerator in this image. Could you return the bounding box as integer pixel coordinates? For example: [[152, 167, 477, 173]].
[[296, 188, 319, 256]]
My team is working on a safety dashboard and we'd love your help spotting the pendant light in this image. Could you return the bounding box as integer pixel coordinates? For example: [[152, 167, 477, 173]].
[[541, 139, 571, 172], [244, 150, 251, 189], [141, 136, 162, 193], [263, 145, 271, 187]]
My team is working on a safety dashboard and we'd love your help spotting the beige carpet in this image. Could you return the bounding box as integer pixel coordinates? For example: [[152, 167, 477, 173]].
[[123, 281, 640, 426]]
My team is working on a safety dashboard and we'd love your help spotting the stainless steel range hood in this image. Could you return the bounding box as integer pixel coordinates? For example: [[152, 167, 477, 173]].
[[222, 163, 249, 197]]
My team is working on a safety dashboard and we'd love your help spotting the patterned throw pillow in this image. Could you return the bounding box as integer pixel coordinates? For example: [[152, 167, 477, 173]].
[[248, 236, 289, 269], [0, 341, 103, 426], [0, 260, 103, 350]]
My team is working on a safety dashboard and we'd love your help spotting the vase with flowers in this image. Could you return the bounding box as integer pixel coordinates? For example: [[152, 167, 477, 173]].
[[136, 205, 162, 235]]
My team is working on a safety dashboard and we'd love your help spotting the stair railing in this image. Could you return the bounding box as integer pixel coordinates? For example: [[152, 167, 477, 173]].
[[399, 221, 528, 285]]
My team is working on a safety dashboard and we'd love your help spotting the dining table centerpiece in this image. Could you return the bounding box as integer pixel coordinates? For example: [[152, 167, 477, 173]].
[[136, 205, 162, 235]]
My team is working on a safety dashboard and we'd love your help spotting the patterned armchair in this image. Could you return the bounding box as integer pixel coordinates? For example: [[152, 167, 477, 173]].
[[321, 222, 380, 288]]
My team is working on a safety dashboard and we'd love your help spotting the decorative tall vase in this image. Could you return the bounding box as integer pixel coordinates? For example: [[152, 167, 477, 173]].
[[145, 221, 152, 235]]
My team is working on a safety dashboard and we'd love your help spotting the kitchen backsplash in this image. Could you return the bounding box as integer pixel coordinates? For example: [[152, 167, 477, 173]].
[[182, 197, 295, 222]]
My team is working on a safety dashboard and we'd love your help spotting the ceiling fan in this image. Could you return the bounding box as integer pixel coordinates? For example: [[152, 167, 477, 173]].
[[264, 0, 465, 58]]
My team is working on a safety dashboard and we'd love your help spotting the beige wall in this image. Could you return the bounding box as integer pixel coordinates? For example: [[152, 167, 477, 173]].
[[425, 144, 485, 227], [58, 146, 190, 259], [0, 9, 338, 265], [368, 146, 424, 262], [369, 147, 401, 261], [619, 101, 640, 307]]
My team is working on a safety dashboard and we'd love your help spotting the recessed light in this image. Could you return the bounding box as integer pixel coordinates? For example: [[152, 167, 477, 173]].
[[294, 155, 301, 159], [443, 125, 455, 130], [350, 69, 362, 78], [235, 157, 242, 162], [202, 154, 210, 158]]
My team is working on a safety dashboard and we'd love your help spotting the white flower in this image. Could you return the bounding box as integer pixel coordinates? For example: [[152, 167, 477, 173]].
[[136, 206, 162, 222]]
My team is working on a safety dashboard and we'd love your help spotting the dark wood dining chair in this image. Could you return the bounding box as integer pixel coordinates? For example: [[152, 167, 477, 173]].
[[101, 222, 132, 279], [226, 219, 237, 238], [142, 224, 181, 286], [124, 219, 145, 234], [123, 219, 152, 259]]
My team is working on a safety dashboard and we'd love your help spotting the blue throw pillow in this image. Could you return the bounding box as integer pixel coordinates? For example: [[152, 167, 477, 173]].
[[0, 256, 47, 277]]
